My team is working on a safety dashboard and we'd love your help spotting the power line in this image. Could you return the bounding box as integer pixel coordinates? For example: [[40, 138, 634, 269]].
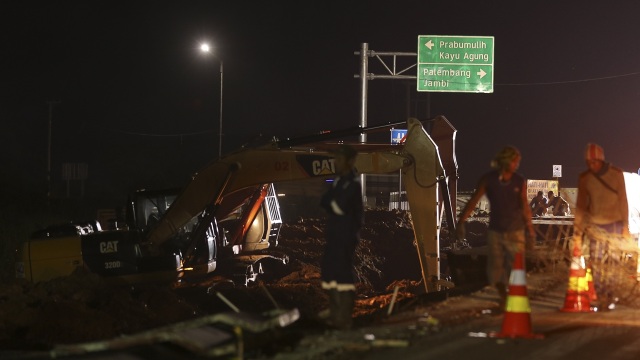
[[113, 128, 214, 137], [92, 124, 215, 138], [497, 71, 640, 86]]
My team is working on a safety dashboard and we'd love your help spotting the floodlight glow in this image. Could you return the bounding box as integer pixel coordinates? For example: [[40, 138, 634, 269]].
[[200, 43, 210, 53]]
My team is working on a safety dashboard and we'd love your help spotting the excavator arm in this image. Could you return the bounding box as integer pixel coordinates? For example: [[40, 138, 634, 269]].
[[147, 117, 452, 292]]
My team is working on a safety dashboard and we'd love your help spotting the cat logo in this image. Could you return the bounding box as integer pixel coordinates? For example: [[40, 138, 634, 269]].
[[312, 159, 336, 175], [99, 241, 119, 254], [295, 154, 336, 177]]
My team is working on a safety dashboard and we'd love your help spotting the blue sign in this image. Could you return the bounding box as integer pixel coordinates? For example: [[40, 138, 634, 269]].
[[391, 129, 408, 144]]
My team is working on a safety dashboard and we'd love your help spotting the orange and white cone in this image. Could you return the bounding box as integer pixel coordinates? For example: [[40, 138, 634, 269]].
[[560, 248, 593, 312], [489, 252, 543, 339], [585, 262, 598, 303]]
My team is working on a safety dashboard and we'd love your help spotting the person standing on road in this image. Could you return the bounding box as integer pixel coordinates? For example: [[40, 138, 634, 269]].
[[455, 146, 535, 309], [319, 145, 363, 329], [573, 143, 629, 310]]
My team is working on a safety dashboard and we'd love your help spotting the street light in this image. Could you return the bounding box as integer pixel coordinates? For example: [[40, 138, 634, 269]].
[[47, 100, 60, 205], [199, 42, 224, 158]]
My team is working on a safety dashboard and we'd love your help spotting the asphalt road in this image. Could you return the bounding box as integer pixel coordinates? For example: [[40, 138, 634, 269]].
[[382, 301, 640, 360], [273, 276, 640, 360], [4, 271, 638, 360]]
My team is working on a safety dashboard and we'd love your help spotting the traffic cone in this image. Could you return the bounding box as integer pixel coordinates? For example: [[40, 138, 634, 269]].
[[560, 248, 593, 312], [489, 252, 543, 339]]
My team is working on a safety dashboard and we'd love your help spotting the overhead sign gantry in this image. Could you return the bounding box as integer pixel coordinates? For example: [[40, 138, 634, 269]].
[[417, 35, 494, 93]]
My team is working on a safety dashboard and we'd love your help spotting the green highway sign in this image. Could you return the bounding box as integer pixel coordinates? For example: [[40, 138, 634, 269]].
[[417, 35, 494, 93]]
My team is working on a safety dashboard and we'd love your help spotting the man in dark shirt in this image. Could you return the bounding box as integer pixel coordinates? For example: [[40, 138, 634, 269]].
[[529, 191, 547, 217], [455, 146, 535, 309], [320, 144, 363, 329]]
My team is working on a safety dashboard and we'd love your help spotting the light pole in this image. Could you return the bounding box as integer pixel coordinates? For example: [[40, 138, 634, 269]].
[[47, 100, 60, 204], [199, 42, 224, 158]]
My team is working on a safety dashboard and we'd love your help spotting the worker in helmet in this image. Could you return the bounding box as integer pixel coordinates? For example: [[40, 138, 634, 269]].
[[574, 143, 628, 311], [319, 144, 363, 329], [455, 145, 535, 311]]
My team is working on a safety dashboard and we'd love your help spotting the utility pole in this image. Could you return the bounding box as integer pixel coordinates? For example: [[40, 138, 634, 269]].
[[358, 43, 368, 202], [354, 44, 418, 206], [218, 60, 224, 158]]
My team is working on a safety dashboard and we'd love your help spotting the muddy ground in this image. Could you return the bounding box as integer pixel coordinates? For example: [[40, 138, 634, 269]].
[[0, 210, 492, 354]]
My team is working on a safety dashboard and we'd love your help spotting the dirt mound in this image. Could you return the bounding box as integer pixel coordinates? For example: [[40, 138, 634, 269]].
[[0, 210, 478, 350], [0, 271, 200, 349]]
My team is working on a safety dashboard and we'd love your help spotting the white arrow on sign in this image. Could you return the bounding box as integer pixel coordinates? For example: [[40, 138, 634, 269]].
[[477, 69, 486, 78], [425, 39, 434, 50]]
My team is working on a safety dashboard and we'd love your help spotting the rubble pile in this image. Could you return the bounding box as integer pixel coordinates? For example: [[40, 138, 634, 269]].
[[277, 209, 422, 293]]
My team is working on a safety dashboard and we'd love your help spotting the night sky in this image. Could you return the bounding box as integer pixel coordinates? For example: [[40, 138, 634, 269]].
[[4, 1, 640, 205]]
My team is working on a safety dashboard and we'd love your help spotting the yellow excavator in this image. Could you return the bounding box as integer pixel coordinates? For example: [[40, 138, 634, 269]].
[[16, 117, 457, 292]]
